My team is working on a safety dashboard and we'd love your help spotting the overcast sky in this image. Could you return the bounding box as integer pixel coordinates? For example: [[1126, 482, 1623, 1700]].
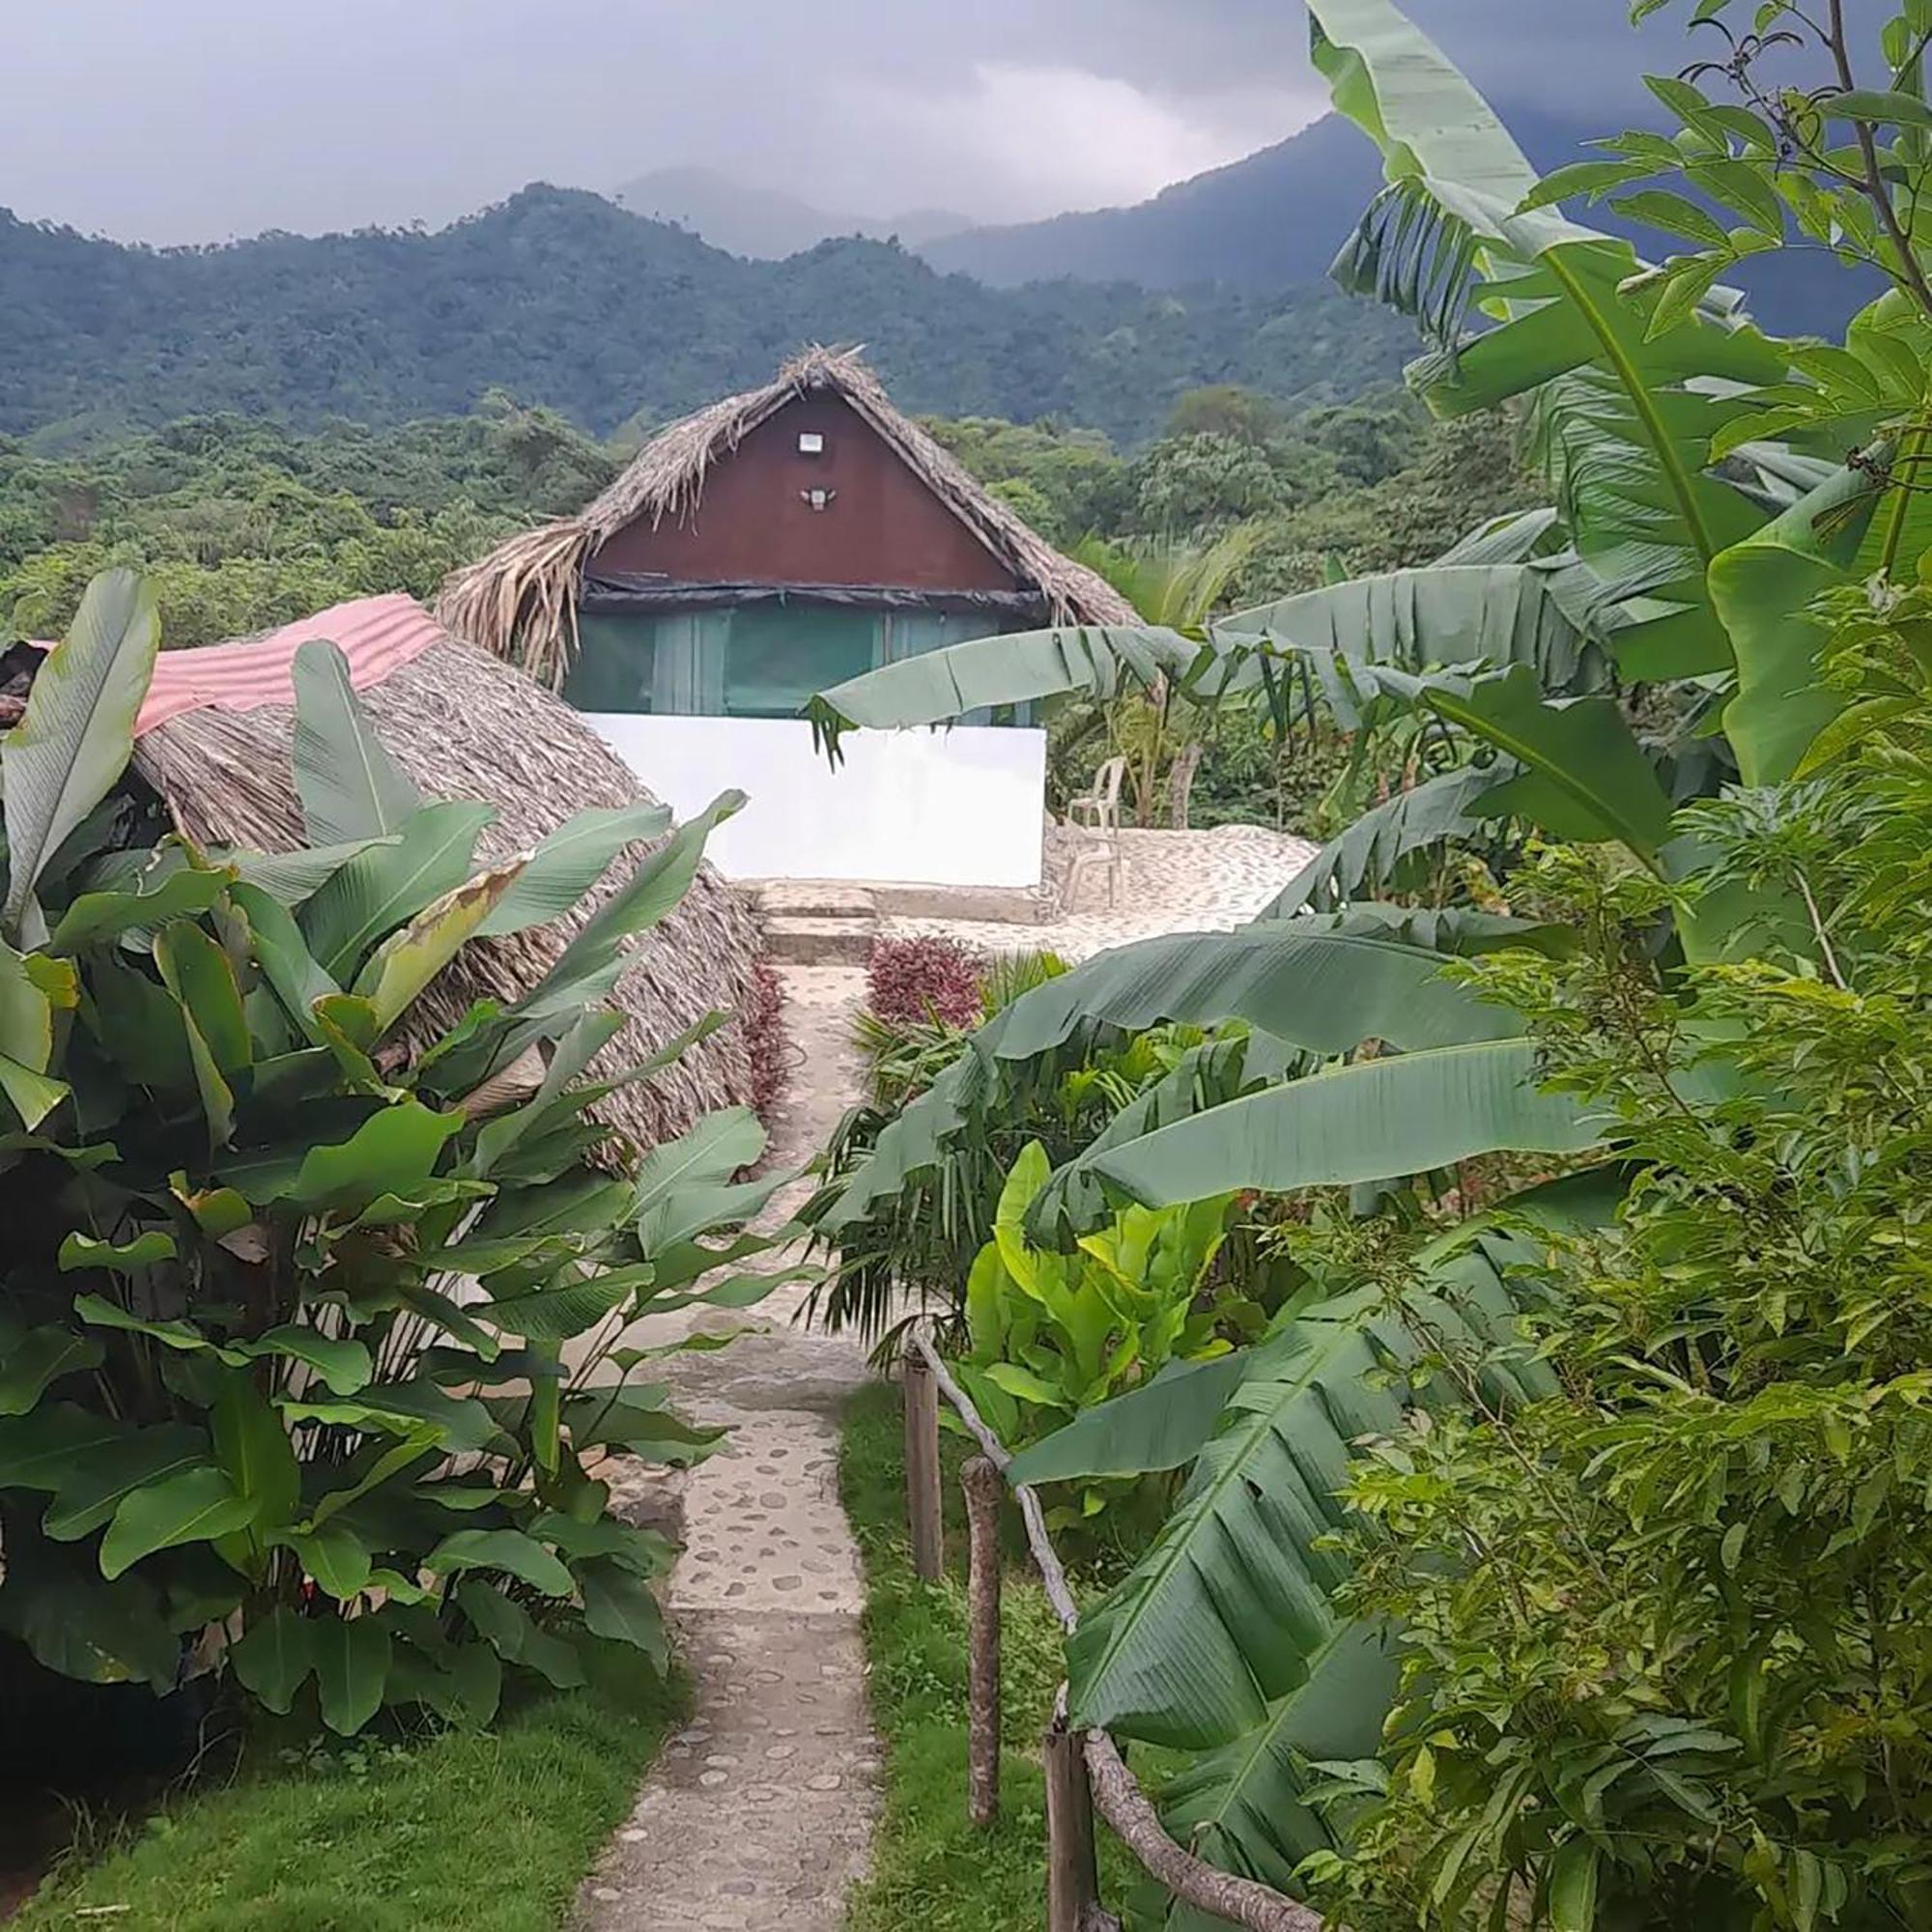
[[4, 2, 1671, 244]]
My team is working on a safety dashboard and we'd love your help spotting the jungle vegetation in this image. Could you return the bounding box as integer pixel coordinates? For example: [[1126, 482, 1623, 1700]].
[[805, 0, 1932, 1922]]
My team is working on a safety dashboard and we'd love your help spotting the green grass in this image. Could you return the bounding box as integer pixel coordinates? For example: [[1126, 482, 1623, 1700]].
[[838, 1383, 1161, 1931], [13, 1645, 682, 1932]]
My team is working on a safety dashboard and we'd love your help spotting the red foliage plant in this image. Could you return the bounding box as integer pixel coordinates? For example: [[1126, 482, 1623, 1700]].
[[745, 954, 790, 1123], [865, 936, 984, 1031]]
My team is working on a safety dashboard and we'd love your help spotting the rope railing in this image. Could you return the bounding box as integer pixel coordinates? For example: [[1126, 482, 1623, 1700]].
[[904, 1332, 1324, 1932]]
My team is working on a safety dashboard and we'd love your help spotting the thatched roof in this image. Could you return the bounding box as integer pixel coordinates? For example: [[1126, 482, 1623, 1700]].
[[130, 606, 762, 1155], [437, 345, 1138, 687]]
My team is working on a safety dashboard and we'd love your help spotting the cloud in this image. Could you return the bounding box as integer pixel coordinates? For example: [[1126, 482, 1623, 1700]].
[[828, 63, 1325, 222], [0, 0, 1678, 243]]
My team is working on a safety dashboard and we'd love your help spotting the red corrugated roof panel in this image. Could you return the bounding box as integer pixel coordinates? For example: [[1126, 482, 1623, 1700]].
[[130, 594, 447, 735], [30, 593, 449, 737]]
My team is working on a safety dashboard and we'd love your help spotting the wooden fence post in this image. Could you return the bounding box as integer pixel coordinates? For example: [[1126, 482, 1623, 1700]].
[[1045, 1718, 1103, 1932], [903, 1349, 944, 1581], [961, 1455, 1003, 1826]]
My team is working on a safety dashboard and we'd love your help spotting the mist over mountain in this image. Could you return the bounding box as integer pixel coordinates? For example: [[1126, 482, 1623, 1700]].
[[920, 115, 1381, 290], [609, 104, 1852, 340], [611, 167, 969, 262]]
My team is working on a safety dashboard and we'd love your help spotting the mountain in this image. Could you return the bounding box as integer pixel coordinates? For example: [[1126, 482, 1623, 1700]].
[[920, 107, 1856, 336], [611, 166, 967, 260], [922, 115, 1383, 291], [0, 186, 1417, 450]]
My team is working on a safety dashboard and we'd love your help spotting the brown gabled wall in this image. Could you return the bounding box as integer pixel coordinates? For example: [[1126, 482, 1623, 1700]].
[[590, 395, 1022, 593]]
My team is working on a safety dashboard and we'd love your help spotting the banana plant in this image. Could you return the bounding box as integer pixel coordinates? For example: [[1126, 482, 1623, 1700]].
[[955, 1142, 1237, 1498], [999, 1211, 1585, 1909], [0, 571, 794, 1732], [1311, 0, 1802, 681], [806, 0, 1913, 1264]]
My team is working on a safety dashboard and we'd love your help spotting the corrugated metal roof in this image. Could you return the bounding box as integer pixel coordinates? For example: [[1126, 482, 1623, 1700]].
[[130, 593, 446, 736], [31, 593, 448, 737]]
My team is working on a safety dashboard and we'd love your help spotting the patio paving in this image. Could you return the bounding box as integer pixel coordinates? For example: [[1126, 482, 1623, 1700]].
[[883, 823, 1319, 961]]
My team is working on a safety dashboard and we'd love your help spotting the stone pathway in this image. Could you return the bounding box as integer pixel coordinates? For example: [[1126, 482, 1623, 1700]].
[[576, 966, 880, 1932], [885, 823, 1319, 962]]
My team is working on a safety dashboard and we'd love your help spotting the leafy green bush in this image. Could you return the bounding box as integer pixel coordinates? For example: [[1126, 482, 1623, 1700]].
[[1307, 724, 1932, 1925], [0, 571, 787, 1734], [955, 1145, 1245, 1540], [807, 1020, 1269, 1352]]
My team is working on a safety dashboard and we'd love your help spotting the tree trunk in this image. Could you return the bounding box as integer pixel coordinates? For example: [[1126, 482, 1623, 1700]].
[[902, 1350, 943, 1581]]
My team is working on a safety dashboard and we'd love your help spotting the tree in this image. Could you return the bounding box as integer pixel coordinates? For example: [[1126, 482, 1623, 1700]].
[[1129, 433, 1289, 533], [1163, 384, 1286, 447]]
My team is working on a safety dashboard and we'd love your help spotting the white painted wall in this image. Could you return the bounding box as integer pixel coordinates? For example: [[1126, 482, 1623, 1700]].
[[582, 714, 1046, 888]]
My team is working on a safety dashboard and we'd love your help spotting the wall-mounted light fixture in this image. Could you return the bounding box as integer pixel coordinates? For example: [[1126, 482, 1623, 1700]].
[[800, 487, 838, 512], [797, 431, 826, 456]]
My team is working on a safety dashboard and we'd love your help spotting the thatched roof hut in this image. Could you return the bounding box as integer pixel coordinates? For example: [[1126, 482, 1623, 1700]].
[[128, 595, 762, 1151], [437, 345, 1137, 690]]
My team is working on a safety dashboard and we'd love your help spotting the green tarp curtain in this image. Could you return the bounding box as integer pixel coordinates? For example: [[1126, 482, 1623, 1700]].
[[566, 606, 1023, 723]]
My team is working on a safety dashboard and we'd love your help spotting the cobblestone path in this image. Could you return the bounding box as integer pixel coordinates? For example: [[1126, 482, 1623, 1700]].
[[575, 966, 879, 1932]]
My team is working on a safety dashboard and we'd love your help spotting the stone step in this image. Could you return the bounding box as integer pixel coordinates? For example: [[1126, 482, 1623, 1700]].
[[763, 914, 878, 966], [750, 881, 879, 923]]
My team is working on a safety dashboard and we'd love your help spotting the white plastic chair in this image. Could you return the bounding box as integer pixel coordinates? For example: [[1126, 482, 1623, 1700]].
[[1064, 834, 1124, 910], [1067, 754, 1126, 835]]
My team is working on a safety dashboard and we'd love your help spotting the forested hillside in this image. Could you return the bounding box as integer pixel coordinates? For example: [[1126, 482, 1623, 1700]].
[[0, 384, 1528, 655], [0, 186, 1413, 450], [0, 401, 618, 645]]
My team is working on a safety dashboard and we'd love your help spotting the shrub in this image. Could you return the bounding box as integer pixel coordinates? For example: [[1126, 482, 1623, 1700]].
[[743, 953, 789, 1123], [863, 935, 984, 1031], [1308, 736, 1932, 1927], [955, 1143, 1252, 1538], [0, 571, 790, 1736], [807, 1017, 1274, 1351], [978, 948, 1069, 1016], [856, 948, 1070, 1115]]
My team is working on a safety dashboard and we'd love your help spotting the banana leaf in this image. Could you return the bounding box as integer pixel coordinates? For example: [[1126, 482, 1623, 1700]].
[[1027, 1030, 1302, 1244], [1009, 1350, 1257, 1485], [806, 624, 1211, 757], [1067, 1306, 1398, 1747], [1086, 1038, 1600, 1207], [1434, 505, 1562, 564], [1157, 1623, 1402, 1922], [992, 923, 1523, 1063], [1263, 902, 1576, 957], [1217, 560, 1610, 728], [1308, 0, 1792, 679], [811, 916, 1534, 1238], [1262, 764, 1502, 918], [806, 558, 1612, 752], [1068, 1237, 1556, 1747], [1358, 664, 1676, 860]]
